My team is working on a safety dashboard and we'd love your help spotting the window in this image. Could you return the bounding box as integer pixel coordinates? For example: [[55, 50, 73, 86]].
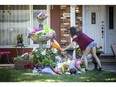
[[0, 5, 30, 45], [91, 12, 96, 24], [109, 6, 114, 29]]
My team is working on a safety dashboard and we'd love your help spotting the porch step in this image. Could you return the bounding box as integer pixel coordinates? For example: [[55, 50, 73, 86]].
[[99, 56, 116, 63], [0, 64, 14, 69]]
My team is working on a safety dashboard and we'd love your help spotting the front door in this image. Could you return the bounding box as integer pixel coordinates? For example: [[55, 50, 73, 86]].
[[83, 5, 105, 52]]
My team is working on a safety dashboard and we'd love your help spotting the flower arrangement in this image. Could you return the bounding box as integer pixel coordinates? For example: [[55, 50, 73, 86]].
[[96, 46, 102, 51], [13, 48, 57, 69], [37, 12, 47, 23], [14, 53, 30, 61], [28, 11, 55, 44], [76, 47, 83, 57], [28, 48, 57, 68]]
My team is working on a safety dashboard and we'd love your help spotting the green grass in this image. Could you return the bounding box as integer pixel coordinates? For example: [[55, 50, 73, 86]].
[[0, 69, 116, 82]]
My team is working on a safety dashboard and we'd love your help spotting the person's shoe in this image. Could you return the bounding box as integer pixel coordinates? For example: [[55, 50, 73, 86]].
[[98, 67, 103, 71]]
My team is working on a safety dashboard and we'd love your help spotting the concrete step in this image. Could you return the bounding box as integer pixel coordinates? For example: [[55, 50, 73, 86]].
[[99, 56, 116, 63], [0, 64, 14, 69]]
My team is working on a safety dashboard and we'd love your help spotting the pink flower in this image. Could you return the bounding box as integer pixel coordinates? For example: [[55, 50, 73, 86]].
[[23, 53, 29, 57], [75, 58, 82, 70]]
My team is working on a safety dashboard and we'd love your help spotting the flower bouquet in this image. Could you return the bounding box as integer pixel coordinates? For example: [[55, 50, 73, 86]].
[[30, 34, 49, 43], [28, 24, 55, 44], [17, 34, 24, 46], [76, 47, 83, 58]]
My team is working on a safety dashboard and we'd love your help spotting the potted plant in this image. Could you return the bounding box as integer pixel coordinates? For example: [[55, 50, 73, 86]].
[[96, 45, 103, 56], [17, 34, 24, 46]]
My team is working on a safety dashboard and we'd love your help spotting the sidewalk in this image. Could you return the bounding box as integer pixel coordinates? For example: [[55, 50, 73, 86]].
[[89, 56, 116, 72], [89, 62, 116, 72]]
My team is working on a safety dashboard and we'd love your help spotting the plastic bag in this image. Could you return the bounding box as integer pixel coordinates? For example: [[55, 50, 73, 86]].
[[75, 58, 82, 70], [42, 67, 56, 75]]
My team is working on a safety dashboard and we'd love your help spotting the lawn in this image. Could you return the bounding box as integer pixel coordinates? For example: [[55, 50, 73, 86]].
[[0, 69, 116, 82]]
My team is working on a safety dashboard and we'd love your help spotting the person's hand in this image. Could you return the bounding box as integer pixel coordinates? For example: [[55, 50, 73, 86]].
[[61, 48, 65, 52]]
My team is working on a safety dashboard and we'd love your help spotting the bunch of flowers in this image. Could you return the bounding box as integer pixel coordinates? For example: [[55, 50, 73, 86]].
[[28, 24, 55, 43], [37, 12, 47, 23], [96, 45, 102, 51], [30, 48, 57, 68], [14, 53, 30, 61], [17, 34, 24, 46], [28, 11, 55, 43], [24, 62, 36, 69]]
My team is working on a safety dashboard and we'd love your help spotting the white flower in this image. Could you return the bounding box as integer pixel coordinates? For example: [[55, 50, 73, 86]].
[[41, 49, 46, 55], [51, 48, 58, 53]]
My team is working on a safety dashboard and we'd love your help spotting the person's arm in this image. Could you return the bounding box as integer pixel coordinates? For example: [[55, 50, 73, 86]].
[[61, 41, 75, 51]]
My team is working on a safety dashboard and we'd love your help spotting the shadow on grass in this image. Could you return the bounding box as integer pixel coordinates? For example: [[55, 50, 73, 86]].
[[0, 69, 116, 82]]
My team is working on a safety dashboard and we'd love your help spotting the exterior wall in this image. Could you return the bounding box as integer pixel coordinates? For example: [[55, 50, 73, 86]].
[[60, 5, 82, 48], [50, 5, 61, 44], [106, 5, 116, 55], [60, 5, 70, 47]]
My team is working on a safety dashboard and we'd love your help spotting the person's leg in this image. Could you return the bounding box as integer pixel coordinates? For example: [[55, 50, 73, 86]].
[[91, 46, 102, 70], [83, 47, 91, 70]]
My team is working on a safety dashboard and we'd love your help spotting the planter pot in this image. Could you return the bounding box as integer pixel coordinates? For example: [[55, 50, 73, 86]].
[[14, 60, 31, 69]]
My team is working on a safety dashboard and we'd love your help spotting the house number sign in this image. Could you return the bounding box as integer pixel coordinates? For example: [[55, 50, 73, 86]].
[[91, 12, 96, 24]]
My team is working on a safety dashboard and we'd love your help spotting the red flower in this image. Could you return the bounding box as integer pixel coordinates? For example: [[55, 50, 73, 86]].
[[24, 62, 36, 69], [100, 46, 102, 49], [24, 64, 28, 69]]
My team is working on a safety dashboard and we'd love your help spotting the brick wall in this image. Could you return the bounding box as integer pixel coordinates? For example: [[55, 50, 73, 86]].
[[60, 5, 82, 48]]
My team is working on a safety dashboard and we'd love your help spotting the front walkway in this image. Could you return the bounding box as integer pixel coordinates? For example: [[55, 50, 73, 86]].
[[89, 62, 116, 72], [89, 56, 116, 72]]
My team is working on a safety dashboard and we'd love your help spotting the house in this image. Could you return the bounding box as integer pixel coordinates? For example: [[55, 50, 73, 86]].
[[0, 5, 116, 63]]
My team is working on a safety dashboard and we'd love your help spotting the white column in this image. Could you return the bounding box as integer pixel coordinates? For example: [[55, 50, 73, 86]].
[[29, 5, 33, 45], [70, 5, 75, 27], [82, 5, 85, 33], [47, 5, 50, 27], [70, 5, 76, 59]]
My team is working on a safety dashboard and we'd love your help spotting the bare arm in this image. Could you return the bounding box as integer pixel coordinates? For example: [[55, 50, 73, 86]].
[[62, 41, 75, 51]]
